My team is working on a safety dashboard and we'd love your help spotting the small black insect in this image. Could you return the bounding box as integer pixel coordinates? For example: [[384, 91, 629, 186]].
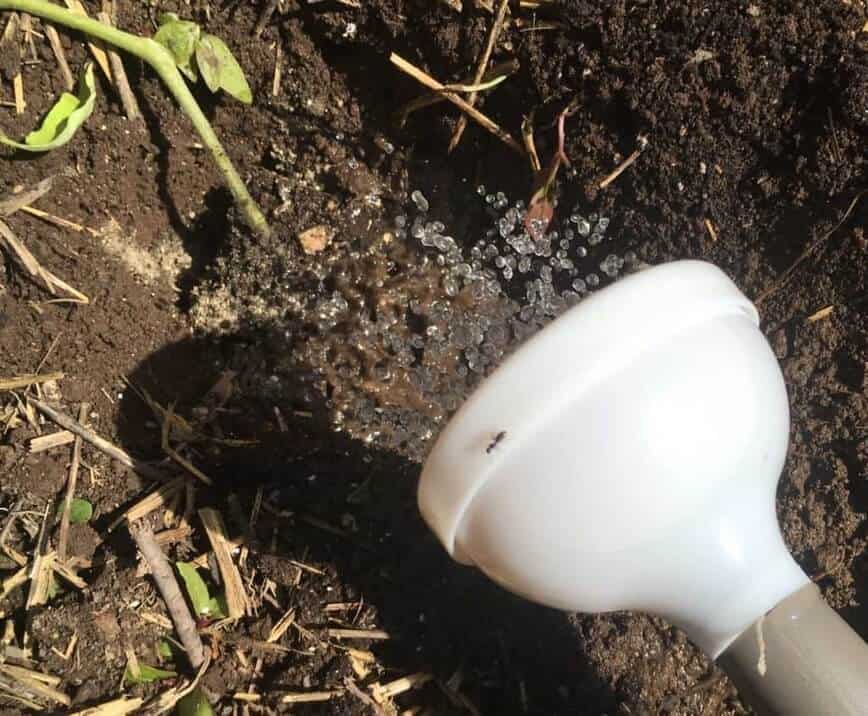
[[486, 431, 507, 454]]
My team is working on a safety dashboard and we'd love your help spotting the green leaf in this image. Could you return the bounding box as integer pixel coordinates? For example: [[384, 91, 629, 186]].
[[177, 687, 214, 716], [176, 562, 226, 618], [68, 498, 93, 524], [153, 13, 201, 81], [157, 640, 173, 659], [195, 34, 252, 104], [123, 663, 176, 685], [0, 64, 96, 152]]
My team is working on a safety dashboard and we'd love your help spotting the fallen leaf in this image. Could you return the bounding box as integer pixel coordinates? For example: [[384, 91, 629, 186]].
[[0, 64, 96, 152]]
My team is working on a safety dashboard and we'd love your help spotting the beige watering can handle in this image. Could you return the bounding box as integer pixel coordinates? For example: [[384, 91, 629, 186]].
[[718, 583, 868, 715]]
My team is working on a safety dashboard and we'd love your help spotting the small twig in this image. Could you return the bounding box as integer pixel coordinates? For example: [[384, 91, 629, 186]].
[[806, 305, 835, 323], [390, 52, 524, 155], [0, 177, 53, 217], [755, 191, 865, 305], [0, 371, 64, 391], [449, 0, 510, 152], [704, 217, 718, 242], [599, 135, 649, 189], [327, 628, 391, 641], [18, 204, 99, 235], [129, 524, 206, 670], [61, 0, 112, 80], [96, 11, 142, 123], [0, 219, 89, 302], [521, 113, 542, 173], [69, 695, 144, 715], [24, 503, 55, 611], [280, 691, 342, 704], [160, 404, 212, 485], [396, 59, 519, 126], [43, 24, 73, 89], [28, 397, 169, 482], [57, 402, 87, 563], [271, 41, 281, 97]]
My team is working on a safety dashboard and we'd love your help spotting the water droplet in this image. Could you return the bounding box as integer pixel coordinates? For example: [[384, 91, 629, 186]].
[[411, 190, 429, 212]]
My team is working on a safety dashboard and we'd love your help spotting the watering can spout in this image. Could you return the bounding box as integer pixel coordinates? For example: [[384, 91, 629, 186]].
[[419, 260, 868, 715]]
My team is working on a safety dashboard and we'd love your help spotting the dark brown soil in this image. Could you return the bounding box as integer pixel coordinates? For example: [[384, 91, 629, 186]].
[[1, 0, 866, 714]]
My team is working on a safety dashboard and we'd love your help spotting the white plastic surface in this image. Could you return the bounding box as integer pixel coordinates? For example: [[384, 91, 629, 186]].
[[417, 260, 810, 658]]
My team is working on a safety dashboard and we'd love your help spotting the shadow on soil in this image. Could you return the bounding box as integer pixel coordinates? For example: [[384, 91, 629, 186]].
[[112, 334, 618, 715]]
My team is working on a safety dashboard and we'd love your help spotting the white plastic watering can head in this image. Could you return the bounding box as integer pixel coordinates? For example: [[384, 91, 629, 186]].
[[418, 260, 807, 657], [418, 260, 868, 715]]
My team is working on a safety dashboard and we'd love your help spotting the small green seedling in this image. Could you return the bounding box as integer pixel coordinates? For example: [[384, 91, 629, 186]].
[[176, 562, 227, 620], [123, 663, 177, 685], [0, 64, 95, 151], [157, 640, 174, 659], [177, 687, 215, 716], [68, 497, 93, 524], [0, 0, 269, 237], [154, 14, 251, 104]]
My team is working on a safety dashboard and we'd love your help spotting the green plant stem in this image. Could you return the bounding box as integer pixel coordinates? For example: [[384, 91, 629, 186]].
[[0, 0, 271, 237]]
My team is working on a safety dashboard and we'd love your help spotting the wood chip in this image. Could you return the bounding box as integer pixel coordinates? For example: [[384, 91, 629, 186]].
[[298, 224, 335, 254], [52, 558, 87, 590], [68, 696, 144, 715], [370, 673, 432, 704], [327, 628, 390, 641], [13, 73, 25, 114], [26, 431, 74, 452], [267, 607, 296, 643], [199, 508, 250, 619], [153, 524, 193, 545], [280, 691, 342, 704], [704, 218, 718, 242], [0, 663, 70, 706], [1, 566, 28, 599], [806, 305, 834, 323]]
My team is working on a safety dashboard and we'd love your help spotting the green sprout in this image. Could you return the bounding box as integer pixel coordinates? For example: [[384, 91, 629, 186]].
[[123, 662, 177, 685], [176, 561, 227, 620], [0, 0, 270, 237]]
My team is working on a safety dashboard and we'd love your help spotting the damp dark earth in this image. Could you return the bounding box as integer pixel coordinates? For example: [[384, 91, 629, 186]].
[[0, 0, 866, 714]]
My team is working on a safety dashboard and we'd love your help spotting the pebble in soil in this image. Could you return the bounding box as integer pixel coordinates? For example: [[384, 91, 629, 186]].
[[192, 188, 641, 462]]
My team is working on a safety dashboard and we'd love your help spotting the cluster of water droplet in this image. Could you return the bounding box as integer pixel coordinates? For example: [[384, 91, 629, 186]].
[[308, 186, 640, 458], [209, 186, 639, 460]]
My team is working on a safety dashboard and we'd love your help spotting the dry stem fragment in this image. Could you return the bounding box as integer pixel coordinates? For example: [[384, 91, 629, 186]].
[[449, 0, 510, 151], [199, 507, 250, 619], [129, 524, 206, 670]]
